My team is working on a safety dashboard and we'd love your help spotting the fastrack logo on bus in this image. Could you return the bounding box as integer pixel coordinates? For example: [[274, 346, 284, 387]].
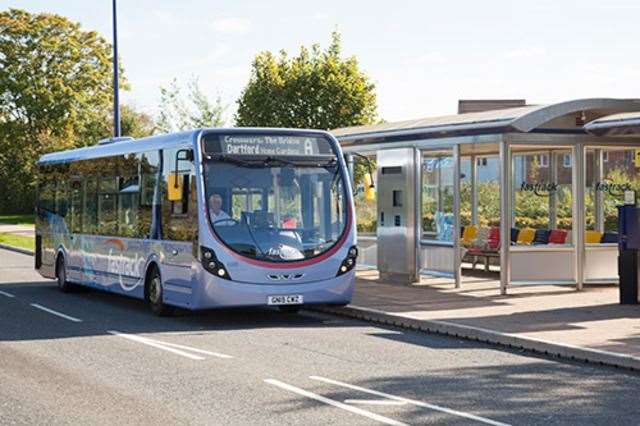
[[105, 239, 144, 292]]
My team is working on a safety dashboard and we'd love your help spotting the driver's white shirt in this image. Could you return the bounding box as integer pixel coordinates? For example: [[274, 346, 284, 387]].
[[210, 209, 231, 225]]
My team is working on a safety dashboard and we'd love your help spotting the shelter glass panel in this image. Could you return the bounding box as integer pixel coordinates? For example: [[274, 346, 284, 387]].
[[511, 147, 573, 246], [353, 153, 377, 235], [459, 158, 471, 227], [422, 150, 454, 241], [477, 156, 500, 227], [585, 146, 639, 237]]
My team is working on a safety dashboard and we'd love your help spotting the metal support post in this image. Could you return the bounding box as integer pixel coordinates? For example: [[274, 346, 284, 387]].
[[573, 143, 586, 290], [453, 145, 462, 288], [470, 155, 478, 225], [595, 149, 604, 232], [549, 151, 558, 229], [414, 148, 422, 282], [499, 140, 511, 295]]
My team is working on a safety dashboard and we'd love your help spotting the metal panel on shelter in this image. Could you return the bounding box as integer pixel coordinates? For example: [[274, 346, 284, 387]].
[[376, 148, 418, 283]]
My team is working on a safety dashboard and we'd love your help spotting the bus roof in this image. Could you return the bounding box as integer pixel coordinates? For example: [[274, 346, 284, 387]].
[[37, 128, 333, 166]]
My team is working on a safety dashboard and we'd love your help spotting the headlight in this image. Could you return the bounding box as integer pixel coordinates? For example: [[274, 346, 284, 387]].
[[200, 246, 232, 280], [336, 245, 358, 276]]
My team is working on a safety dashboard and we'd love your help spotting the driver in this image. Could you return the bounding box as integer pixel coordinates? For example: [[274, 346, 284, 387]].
[[209, 194, 232, 225]]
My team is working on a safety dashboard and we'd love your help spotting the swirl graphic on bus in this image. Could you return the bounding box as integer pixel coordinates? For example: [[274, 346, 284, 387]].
[[105, 239, 144, 292]]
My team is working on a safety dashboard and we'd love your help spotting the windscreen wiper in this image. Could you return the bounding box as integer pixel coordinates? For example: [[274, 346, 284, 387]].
[[242, 222, 267, 259], [264, 156, 337, 168], [322, 158, 338, 169], [263, 157, 297, 167], [318, 239, 336, 248]]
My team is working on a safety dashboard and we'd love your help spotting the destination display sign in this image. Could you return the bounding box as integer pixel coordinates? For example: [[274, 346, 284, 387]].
[[205, 134, 333, 157]]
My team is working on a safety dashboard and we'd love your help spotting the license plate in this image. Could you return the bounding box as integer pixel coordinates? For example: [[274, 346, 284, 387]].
[[267, 295, 303, 305]]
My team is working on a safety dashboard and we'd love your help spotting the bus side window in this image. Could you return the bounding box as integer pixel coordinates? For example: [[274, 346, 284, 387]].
[[83, 176, 98, 235], [55, 185, 68, 218], [98, 175, 118, 237], [138, 150, 160, 239], [118, 175, 140, 238], [117, 153, 140, 238], [38, 179, 56, 216], [69, 179, 83, 233]]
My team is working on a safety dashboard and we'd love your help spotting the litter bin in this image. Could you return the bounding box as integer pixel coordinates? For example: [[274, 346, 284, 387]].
[[618, 204, 640, 304]]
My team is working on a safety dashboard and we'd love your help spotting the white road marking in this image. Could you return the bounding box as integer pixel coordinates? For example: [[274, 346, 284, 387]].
[[0, 290, 15, 298], [264, 379, 407, 426], [107, 331, 232, 360], [344, 399, 407, 406], [108, 331, 205, 360], [30, 303, 82, 322], [310, 376, 511, 426], [148, 339, 233, 359]]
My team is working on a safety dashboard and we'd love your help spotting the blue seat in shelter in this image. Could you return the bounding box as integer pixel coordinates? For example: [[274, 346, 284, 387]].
[[533, 229, 550, 245]]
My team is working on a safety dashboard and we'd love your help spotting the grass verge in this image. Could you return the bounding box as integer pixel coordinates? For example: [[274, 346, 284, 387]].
[[0, 214, 35, 226], [0, 232, 35, 251]]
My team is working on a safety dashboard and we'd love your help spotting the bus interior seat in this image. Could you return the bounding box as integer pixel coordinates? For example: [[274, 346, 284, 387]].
[[253, 210, 275, 227], [240, 211, 251, 225]]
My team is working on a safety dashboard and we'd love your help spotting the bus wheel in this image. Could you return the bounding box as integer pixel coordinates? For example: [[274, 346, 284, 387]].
[[278, 305, 301, 314], [56, 256, 74, 293], [146, 267, 173, 317]]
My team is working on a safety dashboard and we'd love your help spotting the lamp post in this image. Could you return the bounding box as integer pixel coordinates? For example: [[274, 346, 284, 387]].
[[112, 0, 121, 137]]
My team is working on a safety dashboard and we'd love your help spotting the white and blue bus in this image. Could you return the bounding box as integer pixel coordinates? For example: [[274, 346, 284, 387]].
[[35, 129, 357, 315]]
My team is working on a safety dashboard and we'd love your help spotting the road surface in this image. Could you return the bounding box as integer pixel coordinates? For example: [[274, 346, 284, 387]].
[[1, 248, 639, 425]]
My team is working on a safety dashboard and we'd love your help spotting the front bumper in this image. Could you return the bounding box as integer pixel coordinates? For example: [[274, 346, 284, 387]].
[[190, 268, 355, 310]]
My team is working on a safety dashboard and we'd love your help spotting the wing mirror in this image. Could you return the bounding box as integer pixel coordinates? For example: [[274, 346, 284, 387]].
[[168, 148, 193, 202], [348, 152, 376, 200]]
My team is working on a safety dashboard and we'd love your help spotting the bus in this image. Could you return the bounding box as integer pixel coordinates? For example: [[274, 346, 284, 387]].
[[35, 129, 357, 315]]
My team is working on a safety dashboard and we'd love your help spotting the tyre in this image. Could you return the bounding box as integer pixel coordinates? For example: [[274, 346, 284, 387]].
[[56, 255, 74, 293], [278, 305, 301, 314], [146, 266, 173, 317]]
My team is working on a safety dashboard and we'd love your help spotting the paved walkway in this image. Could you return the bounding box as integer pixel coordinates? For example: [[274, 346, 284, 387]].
[[0, 224, 34, 236], [345, 268, 640, 364]]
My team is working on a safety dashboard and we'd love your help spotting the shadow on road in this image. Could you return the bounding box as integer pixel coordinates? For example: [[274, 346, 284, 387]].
[[269, 362, 640, 425], [0, 279, 367, 343]]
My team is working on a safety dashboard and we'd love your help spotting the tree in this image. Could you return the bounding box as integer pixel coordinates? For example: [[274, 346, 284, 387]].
[[120, 104, 155, 138], [235, 31, 378, 130], [0, 8, 122, 213], [155, 77, 226, 133]]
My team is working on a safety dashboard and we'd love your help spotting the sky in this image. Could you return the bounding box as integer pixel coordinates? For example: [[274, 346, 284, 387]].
[[5, 0, 640, 124]]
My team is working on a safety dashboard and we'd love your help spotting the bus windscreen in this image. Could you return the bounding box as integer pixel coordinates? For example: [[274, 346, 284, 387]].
[[202, 133, 348, 263]]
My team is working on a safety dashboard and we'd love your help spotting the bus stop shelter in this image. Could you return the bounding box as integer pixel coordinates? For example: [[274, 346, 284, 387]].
[[333, 98, 640, 294]]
